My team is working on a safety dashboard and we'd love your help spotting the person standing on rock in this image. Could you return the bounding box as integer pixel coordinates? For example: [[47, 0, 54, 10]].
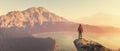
[[78, 24, 83, 39]]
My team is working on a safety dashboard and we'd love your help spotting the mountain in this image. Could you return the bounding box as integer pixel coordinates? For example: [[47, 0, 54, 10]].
[[0, 7, 73, 37], [0, 7, 120, 38], [0, 7, 67, 28]]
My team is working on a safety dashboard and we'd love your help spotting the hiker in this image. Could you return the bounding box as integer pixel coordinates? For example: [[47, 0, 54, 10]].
[[73, 24, 84, 51], [78, 24, 83, 39]]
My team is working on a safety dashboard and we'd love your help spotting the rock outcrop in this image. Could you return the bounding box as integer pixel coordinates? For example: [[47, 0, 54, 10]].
[[74, 38, 111, 51]]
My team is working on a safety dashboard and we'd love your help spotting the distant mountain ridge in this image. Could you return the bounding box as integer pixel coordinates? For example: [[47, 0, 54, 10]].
[[80, 13, 120, 27]]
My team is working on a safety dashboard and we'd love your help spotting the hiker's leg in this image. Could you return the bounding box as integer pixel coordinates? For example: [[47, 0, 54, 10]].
[[78, 31, 82, 39], [80, 32, 82, 39], [78, 31, 80, 39], [81, 32, 82, 38]]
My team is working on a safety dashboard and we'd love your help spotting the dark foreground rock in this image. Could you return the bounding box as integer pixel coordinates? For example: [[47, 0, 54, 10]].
[[74, 38, 112, 51]]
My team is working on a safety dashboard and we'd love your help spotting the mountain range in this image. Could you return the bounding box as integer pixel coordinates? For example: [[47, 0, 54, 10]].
[[0, 7, 120, 37]]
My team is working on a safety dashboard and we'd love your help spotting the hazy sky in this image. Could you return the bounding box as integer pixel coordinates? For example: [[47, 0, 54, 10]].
[[1, 0, 120, 27]]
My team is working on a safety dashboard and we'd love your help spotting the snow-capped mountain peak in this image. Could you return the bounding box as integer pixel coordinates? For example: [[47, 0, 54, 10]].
[[0, 7, 68, 28]]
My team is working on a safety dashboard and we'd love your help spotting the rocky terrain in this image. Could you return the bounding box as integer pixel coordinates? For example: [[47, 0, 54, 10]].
[[74, 38, 112, 51]]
